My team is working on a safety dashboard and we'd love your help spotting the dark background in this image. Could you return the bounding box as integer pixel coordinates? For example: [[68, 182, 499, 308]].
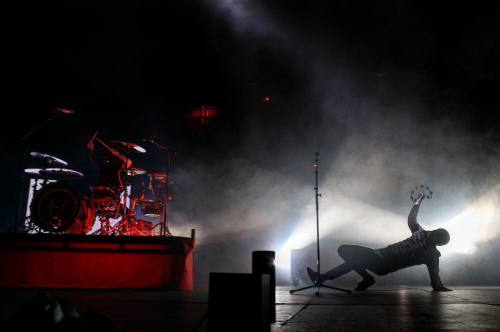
[[2, 0, 500, 286]]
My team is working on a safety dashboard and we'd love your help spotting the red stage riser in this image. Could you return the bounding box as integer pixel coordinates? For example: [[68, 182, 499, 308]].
[[0, 233, 194, 290]]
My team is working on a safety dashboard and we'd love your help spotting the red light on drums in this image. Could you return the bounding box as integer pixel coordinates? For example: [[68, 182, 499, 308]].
[[25, 133, 174, 237]]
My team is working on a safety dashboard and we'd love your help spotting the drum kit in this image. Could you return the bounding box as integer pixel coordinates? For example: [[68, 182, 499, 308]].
[[23, 134, 173, 237]]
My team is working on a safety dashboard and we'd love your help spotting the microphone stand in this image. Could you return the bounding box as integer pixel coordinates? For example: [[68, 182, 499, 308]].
[[290, 152, 351, 296]]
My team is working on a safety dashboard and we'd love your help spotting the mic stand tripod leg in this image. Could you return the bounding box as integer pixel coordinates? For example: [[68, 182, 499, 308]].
[[289, 282, 351, 296]]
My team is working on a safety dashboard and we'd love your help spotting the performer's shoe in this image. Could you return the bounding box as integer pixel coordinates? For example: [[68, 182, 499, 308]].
[[432, 286, 453, 292], [307, 267, 324, 285], [354, 276, 375, 291]]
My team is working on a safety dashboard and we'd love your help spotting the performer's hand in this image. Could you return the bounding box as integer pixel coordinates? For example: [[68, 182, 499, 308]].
[[432, 286, 453, 292], [414, 193, 425, 205]]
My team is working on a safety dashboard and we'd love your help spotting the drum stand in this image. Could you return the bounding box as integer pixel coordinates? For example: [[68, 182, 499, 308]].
[[23, 178, 47, 233], [146, 138, 174, 236], [159, 179, 171, 236], [99, 218, 111, 235], [290, 152, 351, 296], [116, 154, 135, 235]]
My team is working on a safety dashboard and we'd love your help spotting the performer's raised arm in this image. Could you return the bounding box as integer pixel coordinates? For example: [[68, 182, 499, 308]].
[[408, 193, 425, 233]]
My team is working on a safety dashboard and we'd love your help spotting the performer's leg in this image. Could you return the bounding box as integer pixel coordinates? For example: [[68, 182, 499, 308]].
[[337, 244, 378, 265], [308, 244, 380, 286], [353, 268, 375, 291], [308, 245, 372, 283], [338, 245, 379, 290], [323, 262, 353, 280], [307, 263, 352, 284]]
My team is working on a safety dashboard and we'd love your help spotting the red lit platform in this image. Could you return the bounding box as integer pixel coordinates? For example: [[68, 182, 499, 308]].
[[0, 232, 195, 290]]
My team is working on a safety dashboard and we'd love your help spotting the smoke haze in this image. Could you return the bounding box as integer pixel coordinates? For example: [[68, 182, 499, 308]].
[[169, 0, 500, 286], [2, 1, 500, 288]]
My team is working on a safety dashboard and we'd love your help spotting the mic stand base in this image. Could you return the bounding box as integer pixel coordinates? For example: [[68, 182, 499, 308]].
[[289, 283, 351, 296]]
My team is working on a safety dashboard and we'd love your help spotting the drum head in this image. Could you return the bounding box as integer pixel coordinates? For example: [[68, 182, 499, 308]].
[[31, 183, 83, 232], [65, 196, 96, 234]]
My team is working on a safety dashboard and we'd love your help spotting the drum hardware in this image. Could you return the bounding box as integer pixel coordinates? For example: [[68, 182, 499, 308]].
[[22, 153, 84, 234], [118, 172, 133, 235], [149, 171, 168, 183], [20, 130, 176, 237], [15, 107, 75, 232], [113, 142, 146, 235], [90, 185, 122, 219], [109, 140, 147, 154], [87, 134, 142, 235], [125, 219, 153, 236], [18, 108, 74, 143], [97, 217, 112, 235], [123, 167, 146, 177], [139, 199, 163, 218], [141, 137, 176, 236], [88, 133, 133, 169], [30, 183, 95, 234]]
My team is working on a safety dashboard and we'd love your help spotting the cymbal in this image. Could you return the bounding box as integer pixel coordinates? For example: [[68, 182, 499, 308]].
[[149, 171, 168, 182], [24, 168, 84, 179], [109, 140, 146, 153], [123, 167, 146, 176], [30, 152, 68, 166]]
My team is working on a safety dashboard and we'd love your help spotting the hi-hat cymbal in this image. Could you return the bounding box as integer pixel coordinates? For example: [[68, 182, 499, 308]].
[[30, 152, 68, 166], [123, 167, 146, 176], [109, 140, 146, 153], [25, 168, 84, 179]]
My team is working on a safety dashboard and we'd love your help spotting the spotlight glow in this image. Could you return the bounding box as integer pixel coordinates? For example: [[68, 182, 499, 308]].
[[275, 186, 500, 274], [275, 191, 407, 270], [441, 189, 500, 256]]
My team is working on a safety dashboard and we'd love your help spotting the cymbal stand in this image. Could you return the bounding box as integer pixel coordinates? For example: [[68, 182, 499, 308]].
[[119, 161, 132, 235], [146, 138, 174, 236], [290, 152, 351, 296]]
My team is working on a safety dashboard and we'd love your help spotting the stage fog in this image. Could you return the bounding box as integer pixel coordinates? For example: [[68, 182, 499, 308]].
[[3, 1, 500, 288], [163, 0, 500, 287], [171, 100, 500, 286]]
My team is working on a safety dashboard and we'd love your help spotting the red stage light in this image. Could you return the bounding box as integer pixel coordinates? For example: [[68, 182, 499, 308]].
[[187, 105, 219, 119], [263, 96, 271, 103], [186, 105, 220, 131]]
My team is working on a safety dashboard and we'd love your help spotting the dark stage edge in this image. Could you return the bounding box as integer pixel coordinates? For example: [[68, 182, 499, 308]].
[[1, 286, 500, 331]]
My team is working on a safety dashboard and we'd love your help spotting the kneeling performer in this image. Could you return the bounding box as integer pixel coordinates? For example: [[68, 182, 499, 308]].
[[307, 193, 452, 292]]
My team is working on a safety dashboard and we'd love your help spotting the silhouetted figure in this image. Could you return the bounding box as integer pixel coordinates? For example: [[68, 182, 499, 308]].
[[307, 194, 452, 292], [87, 135, 131, 188]]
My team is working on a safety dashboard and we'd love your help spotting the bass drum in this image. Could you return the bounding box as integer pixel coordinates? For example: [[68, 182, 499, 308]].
[[31, 183, 96, 234]]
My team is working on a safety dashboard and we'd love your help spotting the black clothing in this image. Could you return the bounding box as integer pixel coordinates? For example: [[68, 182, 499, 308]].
[[324, 202, 445, 289], [89, 145, 124, 187], [376, 234, 440, 273], [375, 203, 443, 288]]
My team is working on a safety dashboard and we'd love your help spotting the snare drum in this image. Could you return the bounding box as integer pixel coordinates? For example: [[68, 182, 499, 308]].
[[90, 185, 121, 218]]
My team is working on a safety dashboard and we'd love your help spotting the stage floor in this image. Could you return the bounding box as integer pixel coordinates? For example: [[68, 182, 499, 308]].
[[2, 286, 500, 331]]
